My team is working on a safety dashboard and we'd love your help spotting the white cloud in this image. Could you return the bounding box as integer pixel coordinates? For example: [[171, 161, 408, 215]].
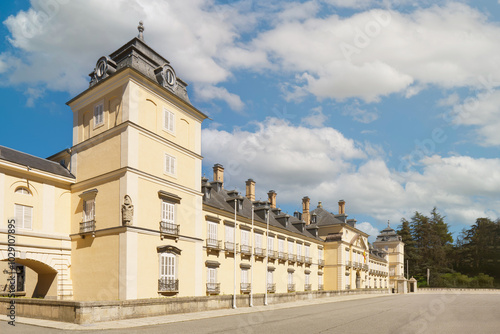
[[202, 119, 500, 227], [356, 222, 379, 242], [24, 87, 44, 107], [246, 3, 500, 102], [342, 104, 379, 123], [194, 85, 245, 112], [301, 107, 328, 127]]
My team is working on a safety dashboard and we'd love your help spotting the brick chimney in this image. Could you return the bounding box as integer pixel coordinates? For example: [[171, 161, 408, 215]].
[[302, 196, 310, 225], [245, 179, 256, 201], [268, 190, 277, 209], [213, 164, 224, 188], [338, 200, 345, 215]]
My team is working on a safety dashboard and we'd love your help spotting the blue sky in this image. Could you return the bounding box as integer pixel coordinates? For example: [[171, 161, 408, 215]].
[[2, 0, 500, 241]]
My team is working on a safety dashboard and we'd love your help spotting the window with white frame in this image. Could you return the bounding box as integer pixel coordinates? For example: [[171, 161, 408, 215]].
[[318, 275, 323, 287], [288, 272, 293, 285], [288, 240, 294, 254], [163, 107, 175, 133], [241, 269, 249, 284], [278, 239, 284, 254], [225, 224, 234, 250], [161, 200, 175, 225], [207, 221, 218, 245], [319, 248, 323, 262], [93, 102, 104, 127], [207, 267, 217, 284], [159, 252, 176, 283], [267, 270, 273, 284], [305, 245, 310, 259], [305, 273, 310, 285], [345, 248, 350, 264], [83, 199, 95, 223], [255, 233, 262, 250], [15, 204, 32, 229], [267, 236, 274, 252], [164, 153, 176, 176], [241, 230, 250, 246], [297, 243, 302, 257]]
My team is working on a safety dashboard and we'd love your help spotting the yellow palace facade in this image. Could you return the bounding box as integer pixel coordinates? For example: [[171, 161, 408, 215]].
[[0, 26, 404, 301]]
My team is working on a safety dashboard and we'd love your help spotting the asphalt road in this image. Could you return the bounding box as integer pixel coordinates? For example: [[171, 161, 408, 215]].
[[2, 293, 499, 333]]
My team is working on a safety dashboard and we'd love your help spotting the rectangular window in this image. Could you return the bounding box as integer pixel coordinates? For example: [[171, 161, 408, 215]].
[[163, 108, 175, 133], [207, 221, 218, 242], [207, 267, 217, 284], [241, 269, 249, 284], [83, 199, 95, 223], [15, 204, 32, 229], [254, 233, 262, 249], [288, 241, 294, 254], [278, 239, 284, 253], [225, 225, 234, 242], [93, 103, 104, 127], [241, 230, 250, 246], [288, 272, 293, 284], [318, 275, 323, 286], [297, 243, 302, 257], [305, 245, 310, 258], [305, 273, 310, 285], [161, 200, 175, 224], [267, 270, 273, 284], [164, 153, 177, 176], [159, 253, 176, 281], [268, 236, 274, 251]]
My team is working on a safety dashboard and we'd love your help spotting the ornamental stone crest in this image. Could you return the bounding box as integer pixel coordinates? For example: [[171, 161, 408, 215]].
[[89, 56, 117, 87], [154, 64, 177, 91], [122, 195, 134, 226]]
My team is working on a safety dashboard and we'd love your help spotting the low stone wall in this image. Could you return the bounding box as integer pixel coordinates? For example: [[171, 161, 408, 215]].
[[0, 289, 388, 324], [417, 288, 500, 294]]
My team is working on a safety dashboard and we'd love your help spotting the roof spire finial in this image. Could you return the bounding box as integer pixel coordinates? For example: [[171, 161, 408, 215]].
[[137, 21, 145, 41], [387, 220, 390, 228]]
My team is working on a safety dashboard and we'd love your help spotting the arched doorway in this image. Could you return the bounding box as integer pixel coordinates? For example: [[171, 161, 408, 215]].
[[1, 258, 58, 298]]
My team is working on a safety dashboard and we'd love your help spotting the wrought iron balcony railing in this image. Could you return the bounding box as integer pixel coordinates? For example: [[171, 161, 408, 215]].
[[225, 241, 235, 252], [240, 244, 252, 255], [318, 284, 324, 291], [160, 221, 180, 236], [288, 254, 296, 262], [206, 239, 222, 250], [268, 250, 277, 259], [158, 278, 179, 292], [80, 220, 95, 234], [363, 264, 369, 271], [319, 259, 325, 266], [345, 260, 351, 268], [305, 256, 312, 264], [240, 283, 251, 292], [304, 284, 312, 291], [267, 283, 276, 293], [278, 252, 287, 260], [254, 247, 266, 257], [206, 282, 220, 294], [297, 255, 305, 263], [287, 283, 296, 292]]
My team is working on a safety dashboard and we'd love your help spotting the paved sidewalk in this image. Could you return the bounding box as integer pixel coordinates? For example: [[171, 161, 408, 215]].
[[0, 293, 389, 331]]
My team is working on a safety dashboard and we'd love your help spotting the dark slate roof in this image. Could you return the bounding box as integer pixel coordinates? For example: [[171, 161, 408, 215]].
[[202, 180, 321, 241], [0, 145, 75, 179], [310, 207, 345, 226], [375, 223, 402, 242]]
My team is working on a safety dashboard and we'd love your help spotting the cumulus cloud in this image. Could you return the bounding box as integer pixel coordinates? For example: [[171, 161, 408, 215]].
[[247, 3, 500, 102], [194, 84, 245, 112], [356, 222, 380, 242], [202, 119, 500, 227], [301, 107, 328, 127]]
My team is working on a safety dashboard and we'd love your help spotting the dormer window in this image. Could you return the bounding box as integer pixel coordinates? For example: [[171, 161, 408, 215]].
[[15, 187, 31, 195], [311, 213, 317, 224]]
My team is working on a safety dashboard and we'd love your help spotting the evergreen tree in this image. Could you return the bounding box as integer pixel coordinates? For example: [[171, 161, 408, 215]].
[[397, 218, 418, 277]]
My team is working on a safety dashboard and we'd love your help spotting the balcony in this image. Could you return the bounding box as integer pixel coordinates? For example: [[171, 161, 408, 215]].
[[319, 259, 325, 267], [224, 241, 236, 252], [278, 252, 287, 261], [287, 283, 296, 292], [79, 220, 95, 237], [304, 284, 312, 291], [267, 283, 276, 293], [240, 283, 251, 293], [318, 284, 324, 291], [158, 278, 179, 293], [297, 255, 305, 263], [268, 250, 277, 259], [159, 221, 180, 239], [346, 284, 351, 290], [240, 244, 252, 255], [363, 264, 369, 271], [305, 256, 312, 264], [254, 247, 266, 258], [345, 260, 351, 268], [288, 254, 296, 262], [206, 282, 220, 295], [206, 239, 222, 250]]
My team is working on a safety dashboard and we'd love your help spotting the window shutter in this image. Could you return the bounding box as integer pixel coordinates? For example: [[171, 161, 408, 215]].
[[169, 111, 175, 132], [267, 236, 273, 251], [225, 225, 234, 242], [24, 206, 32, 229], [241, 230, 249, 246], [15, 204, 23, 228]]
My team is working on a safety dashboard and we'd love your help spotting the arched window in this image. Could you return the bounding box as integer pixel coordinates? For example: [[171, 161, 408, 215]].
[[15, 187, 31, 195]]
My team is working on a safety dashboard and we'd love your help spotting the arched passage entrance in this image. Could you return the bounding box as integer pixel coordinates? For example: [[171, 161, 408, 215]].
[[1, 258, 57, 298]]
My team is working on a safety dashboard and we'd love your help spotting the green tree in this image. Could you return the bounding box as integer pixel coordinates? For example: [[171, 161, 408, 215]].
[[397, 218, 418, 278]]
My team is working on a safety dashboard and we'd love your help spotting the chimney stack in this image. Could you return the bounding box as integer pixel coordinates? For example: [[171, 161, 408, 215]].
[[338, 200, 345, 215], [302, 196, 310, 225], [268, 190, 277, 209], [245, 179, 256, 201], [213, 164, 224, 188]]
